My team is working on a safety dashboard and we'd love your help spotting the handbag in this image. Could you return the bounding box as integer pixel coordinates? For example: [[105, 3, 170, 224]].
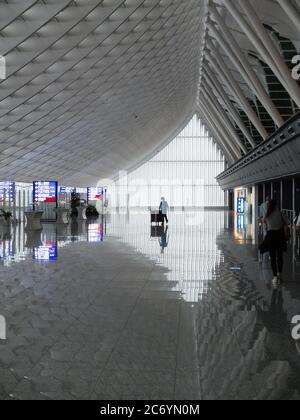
[[259, 235, 270, 254], [282, 214, 291, 241]]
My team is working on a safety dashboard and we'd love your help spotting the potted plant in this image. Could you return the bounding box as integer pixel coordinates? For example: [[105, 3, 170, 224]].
[[0, 209, 13, 226]]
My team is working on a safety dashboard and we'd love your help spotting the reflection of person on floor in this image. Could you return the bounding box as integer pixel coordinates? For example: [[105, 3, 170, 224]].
[[257, 288, 300, 385], [258, 289, 286, 342], [159, 226, 169, 254], [263, 200, 289, 286], [159, 197, 169, 225]]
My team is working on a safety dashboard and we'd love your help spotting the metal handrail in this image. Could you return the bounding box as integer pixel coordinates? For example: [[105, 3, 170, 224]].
[[282, 209, 295, 223]]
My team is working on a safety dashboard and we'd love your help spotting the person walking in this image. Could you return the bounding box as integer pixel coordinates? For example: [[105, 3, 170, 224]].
[[263, 200, 290, 286], [259, 196, 271, 238], [159, 197, 169, 225], [258, 197, 271, 262]]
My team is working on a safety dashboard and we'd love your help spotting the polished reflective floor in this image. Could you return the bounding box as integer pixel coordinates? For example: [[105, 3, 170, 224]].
[[0, 210, 300, 400]]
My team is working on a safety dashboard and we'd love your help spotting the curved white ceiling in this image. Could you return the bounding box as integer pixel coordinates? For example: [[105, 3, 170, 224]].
[[0, 0, 299, 186], [0, 0, 204, 186]]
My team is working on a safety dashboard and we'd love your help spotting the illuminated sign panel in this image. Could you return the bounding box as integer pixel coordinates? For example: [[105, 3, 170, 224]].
[[33, 181, 57, 203], [0, 181, 15, 201], [34, 243, 57, 261], [60, 187, 76, 195], [237, 215, 246, 230], [237, 197, 246, 214], [87, 187, 103, 201]]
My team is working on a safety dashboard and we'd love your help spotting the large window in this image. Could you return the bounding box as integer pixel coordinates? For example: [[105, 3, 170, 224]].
[[112, 115, 226, 208]]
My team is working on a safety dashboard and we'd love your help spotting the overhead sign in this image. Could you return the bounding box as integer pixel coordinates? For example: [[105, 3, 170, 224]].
[[87, 187, 103, 201], [60, 186, 76, 195], [33, 181, 57, 203]]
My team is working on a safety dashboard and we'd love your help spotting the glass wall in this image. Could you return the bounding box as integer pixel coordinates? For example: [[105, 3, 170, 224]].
[[110, 115, 226, 209]]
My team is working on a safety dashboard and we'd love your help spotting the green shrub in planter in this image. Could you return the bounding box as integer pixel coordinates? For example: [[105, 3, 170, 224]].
[[86, 205, 99, 218], [0, 209, 12, 222]]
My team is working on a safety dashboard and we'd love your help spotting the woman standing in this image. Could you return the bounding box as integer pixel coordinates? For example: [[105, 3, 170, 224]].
[[264, 200, 289, 286], [159, 197, 169, 225]]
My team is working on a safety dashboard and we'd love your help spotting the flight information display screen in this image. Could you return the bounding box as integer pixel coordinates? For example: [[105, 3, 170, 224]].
[[87, 187, 103, 201], [33, 181, 57, 203], [60, 186, 76, 195], [33, 243, 57, 261], [0, 181, 15, 201]]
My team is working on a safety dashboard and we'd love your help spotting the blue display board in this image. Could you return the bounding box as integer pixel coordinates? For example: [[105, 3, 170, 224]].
[[33, 243, 57, 261], [60, 186, 76, 195], [237, 197, 246, 214], [88, 224, 103, 242], [33, 181, 57, 203], [87, 187, 103, 201], [0, 181, 15, 201], [237, 215, 246, 230]]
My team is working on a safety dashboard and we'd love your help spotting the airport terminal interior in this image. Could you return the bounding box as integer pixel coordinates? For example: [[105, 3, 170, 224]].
[[0, 0, 300, 401]]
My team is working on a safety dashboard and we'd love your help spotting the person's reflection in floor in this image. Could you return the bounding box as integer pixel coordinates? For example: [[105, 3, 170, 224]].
[[159, 225, 169, 254], [258, 287, 300, 366]]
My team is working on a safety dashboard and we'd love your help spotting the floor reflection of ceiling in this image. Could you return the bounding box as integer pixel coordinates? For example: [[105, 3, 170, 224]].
[[107, 211, 225, 302]]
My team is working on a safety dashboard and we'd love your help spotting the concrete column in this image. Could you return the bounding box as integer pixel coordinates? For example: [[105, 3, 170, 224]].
[[13, 186, 16, 222], [271, 182, 274, 199], [293, 177, 296, 219], [276, 0, 300, 34], [207, 10, 284, 128], [18, 189, 21, 224], [23, 190, 26, 223], [202, 85, 248, 154], [227, 0, 300, 108], [203, 68, 254, 146], [206, 43, 267, 142], [252, 185, 260, 245]]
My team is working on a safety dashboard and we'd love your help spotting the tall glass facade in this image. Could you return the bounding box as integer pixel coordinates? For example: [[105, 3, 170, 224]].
[[111, 115, 226, 209]]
